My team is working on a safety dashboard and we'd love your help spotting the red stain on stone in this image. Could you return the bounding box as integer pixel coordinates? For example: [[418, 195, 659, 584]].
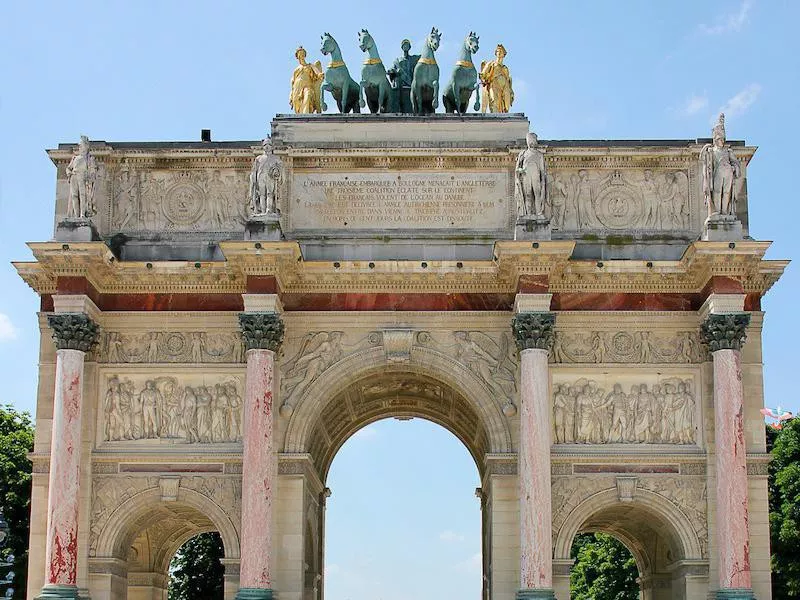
[[49, 529, 77, 585]]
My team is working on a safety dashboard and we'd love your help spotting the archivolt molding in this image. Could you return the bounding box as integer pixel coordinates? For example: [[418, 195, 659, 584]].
[[282, 342, 513, 463]]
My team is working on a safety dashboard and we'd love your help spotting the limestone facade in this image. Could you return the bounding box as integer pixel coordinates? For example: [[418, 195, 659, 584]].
[[15, 115, 785, 600]]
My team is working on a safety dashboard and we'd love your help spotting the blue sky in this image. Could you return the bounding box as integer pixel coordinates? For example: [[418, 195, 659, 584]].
[[1, 1, 798, 597]]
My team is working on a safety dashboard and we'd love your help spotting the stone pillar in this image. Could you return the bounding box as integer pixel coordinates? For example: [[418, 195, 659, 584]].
[[701, 312, 755, 600], [511, 311, 556, 600], [38, 314, 99, 600], [236, 312, 284, 600]]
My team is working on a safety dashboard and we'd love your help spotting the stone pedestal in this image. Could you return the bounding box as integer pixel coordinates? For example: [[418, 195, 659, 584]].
[[244, 214, 283, 241], [236, 313, 284, 600], [702, 214, 743, 242], [512, 312, 556, 600], [55, 219, 100, 242], [38, 315, 99, 600], [515, 216, 552, 241], [701, 313, 755, 600]]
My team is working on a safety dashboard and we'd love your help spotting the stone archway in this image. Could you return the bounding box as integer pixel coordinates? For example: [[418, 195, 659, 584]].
[[553, 488, 707, 600], [89, 485, 241, 600]]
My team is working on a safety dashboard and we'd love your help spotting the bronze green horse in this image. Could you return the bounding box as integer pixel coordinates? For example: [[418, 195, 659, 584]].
[[410, 27, 441, 115], [442, 31, 481, 114], [320, 32, 361, 113], [357, 29, 391, 113]]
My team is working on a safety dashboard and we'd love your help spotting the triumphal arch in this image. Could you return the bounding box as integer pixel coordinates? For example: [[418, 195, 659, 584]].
[[16, 111, 786, 600]]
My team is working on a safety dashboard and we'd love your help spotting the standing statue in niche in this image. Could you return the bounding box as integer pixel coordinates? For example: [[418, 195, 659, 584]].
[[387, 39, 419, 113], [248, 138, 282, 217], [516, 132, 547, 218], [289, 46, 324, 114], [479, 44, 514, 113], [700, 113, 741, 218], [66, 135, 98, 220]]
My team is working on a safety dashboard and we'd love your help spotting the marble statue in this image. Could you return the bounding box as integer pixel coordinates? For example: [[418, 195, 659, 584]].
[[387, 39, 419, 113], [289, 46, 324, 114], [515, 132, 547, 217], [66, 135, 98, 219], [700, 113, 741, 218], [442, 31, 480, 114], [357, 29, 391, 113], [479, 44, 514, 113], [411, 27, 442, 115], [320, 33, 361, 113], [248, 137, 282, 216]]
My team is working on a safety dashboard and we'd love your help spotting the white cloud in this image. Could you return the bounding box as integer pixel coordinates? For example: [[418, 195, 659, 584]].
[[716, 83, 762, 120], [0, 313, 18, 342], [682, 93, 709, 116], [439, 530, 465, 543], [455, 552, 482, 574], [699, 0, 751, 35]]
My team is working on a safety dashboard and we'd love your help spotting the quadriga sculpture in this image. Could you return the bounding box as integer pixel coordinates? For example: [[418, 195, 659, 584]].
[[320, 32, 361, 113], [358, 29, 391, 113], [411, 27, 441, 115], [442, 31, 481, 114]]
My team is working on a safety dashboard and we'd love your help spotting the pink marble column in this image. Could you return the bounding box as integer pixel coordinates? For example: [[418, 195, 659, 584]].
[[40, 314, 98, 599], [702, 312, 754, 599], [512, 312, 556, 600], [237, 313, 283, 600]]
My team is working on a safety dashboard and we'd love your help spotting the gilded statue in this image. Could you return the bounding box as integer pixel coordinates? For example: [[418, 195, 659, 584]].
[[479, 44, 514, 113], [66, 135, 98, 219], [700, 113, 741, 218], [289, 46, 324, 114]]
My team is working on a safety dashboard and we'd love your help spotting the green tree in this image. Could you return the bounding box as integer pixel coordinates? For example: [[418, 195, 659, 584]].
[[570, 532, 639, 600], [168, 532, 224, 600], [768, 418, 800, 599], [0, 404, 35, 599]]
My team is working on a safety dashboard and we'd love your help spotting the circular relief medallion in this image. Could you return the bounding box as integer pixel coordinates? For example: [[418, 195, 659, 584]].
[[594, 186, 643, 229], [163, 183, 205, 226], [611, 332, 636, 358], [162, 333, 187, 357]]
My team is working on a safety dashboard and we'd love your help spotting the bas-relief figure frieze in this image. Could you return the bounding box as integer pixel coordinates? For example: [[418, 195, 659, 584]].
[[552, 377, 697, 445], [98, 330, 245, 364], [100, 374, 244, 444], [551, 330, 705, 364]]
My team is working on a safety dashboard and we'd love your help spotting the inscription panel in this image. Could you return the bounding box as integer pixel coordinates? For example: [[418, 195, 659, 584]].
[[289, 171, 513, 231]]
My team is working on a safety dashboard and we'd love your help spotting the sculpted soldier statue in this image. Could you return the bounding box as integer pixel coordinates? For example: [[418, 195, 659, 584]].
[[516, 132, 547, 217], [387, 39, 419, 113], [289, 46, 324, 114], [249, 138, 282, 217], [700, 113, 741, 218], [65, 135, 98, 219], [479, 44, 514, 113]]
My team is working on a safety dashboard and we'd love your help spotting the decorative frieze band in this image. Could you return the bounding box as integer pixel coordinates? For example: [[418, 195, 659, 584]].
[[48, 313, 100, 352], [511, 312, 556, 352], [700, 313, 750, 352], [239, 312, 284, 351]]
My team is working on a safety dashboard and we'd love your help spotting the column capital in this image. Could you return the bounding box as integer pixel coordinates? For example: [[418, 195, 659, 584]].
[[239, 312, 284, 352], [700, 312, 750, 352], [47, 313, 99, 352], [511, 312, 556, 352]]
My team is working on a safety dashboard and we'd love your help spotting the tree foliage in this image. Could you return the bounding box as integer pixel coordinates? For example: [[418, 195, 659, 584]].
[[768, 418, 800, 599], [0, 404, 34, 599], [168, 532, 224, 600], [570, 532, 639, 600]]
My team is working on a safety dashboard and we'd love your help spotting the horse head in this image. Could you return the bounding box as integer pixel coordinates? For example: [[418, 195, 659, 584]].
[[358, 28, 374, 53], [427, 27, 441, 52], [320, 32, 338, 56], [465, 31, 479, 55]]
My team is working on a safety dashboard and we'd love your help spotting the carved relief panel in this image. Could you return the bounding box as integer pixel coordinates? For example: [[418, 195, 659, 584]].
[[551, 370, 701, 446], [551, 330, 706, 364], [97, 330, 245, 364], [96, 371, 245, 447]]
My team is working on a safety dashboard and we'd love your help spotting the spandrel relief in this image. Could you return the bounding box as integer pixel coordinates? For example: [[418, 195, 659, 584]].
[[107, 167, 250, 232], [99, 374, 244, 445], [546, 169, 691, 232], [551, 330, 706, 364], [552, 374, 698, 445], [97, 330, 245, 364]]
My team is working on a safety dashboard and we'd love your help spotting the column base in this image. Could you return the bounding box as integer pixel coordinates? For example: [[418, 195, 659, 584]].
[[716, 589, 756, 600], [235, 588, 274, 600], [36, 585, 81, 599], [516, 589, 557, 599]]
